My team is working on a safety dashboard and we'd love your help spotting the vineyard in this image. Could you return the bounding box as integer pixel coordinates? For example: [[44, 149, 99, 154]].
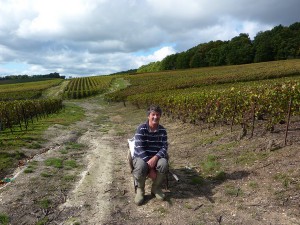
[[63, 75, 115, 99], [0, 75, 117, 133], [0, 79, 63, 101], [105, 59, 300, 102], [0, 98, 63, 133], [1, 60, 300, 136], [105, 59, 300, 140], [0, 79, 65, 133]]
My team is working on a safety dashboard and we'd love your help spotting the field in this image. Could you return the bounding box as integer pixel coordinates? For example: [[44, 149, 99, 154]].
[[0, 79, 63, 100], [0, 60, 300, 224], [107, 59, 300, 142]]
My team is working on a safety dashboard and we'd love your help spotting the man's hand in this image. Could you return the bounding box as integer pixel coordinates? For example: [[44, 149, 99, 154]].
[[147, 155, 158, 169], [147, 155, 158, 180]]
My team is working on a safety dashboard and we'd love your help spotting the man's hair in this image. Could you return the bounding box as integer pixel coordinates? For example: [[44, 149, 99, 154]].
[[147, 105, 162, 116]]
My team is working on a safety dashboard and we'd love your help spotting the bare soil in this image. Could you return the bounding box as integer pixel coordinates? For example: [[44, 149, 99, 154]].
[[0, 94, 299, 225]]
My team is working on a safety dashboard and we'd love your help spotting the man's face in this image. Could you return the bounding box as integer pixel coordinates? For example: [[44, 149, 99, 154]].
[[148, 111, 161, 126]]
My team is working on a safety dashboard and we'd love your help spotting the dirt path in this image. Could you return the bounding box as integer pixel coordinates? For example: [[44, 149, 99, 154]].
[[57, 100, 116, 224], [0, 97, 119, 224], [1, 94, 300, 225]]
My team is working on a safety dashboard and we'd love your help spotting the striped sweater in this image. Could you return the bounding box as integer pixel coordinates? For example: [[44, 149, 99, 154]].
[[133, 121, 168, 162]]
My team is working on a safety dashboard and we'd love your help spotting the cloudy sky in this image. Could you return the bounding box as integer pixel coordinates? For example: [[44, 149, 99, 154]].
[[0, 0, 299, 77]]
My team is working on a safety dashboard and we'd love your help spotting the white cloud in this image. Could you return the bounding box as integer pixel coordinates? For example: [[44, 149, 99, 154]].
[[134, 46, 176, 67], [0, 0, 299, 76]]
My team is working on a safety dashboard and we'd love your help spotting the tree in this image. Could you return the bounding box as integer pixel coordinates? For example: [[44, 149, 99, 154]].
[[137, 61, 162, 73], [190, 42, 215, 68], [287, 22, 300, 58], [160, 54, 178, 70], [175, 49, 195, 69], [226, 33, 254, 65], [253, 31, 274, 62], [205, 41, 228, 66]]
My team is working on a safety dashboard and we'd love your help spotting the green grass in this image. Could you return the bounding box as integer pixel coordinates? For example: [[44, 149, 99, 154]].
[[40, 172, 52, 178], [64, 160, 78, 169], [215, 141, 239, 151], [200, 154, 227, 181], [191, 134, 221, 149], [44, 158, 78, 170], [60, 142, 85, 155], [274, 173, 291, 188], [27, 141, 43, 149], [235, 152, 269, 166], [38, 198, 51, 209], [36, 217, 49, 225], [0, 103, 84, 151], [45, 158, 63, 168], [224, 184, 242, 196], [60, 149, 68, 154], [0, 152, 25, 172], [24, 161, 38, 173], [63, 175, 76, 181], [0, 213, 9, 225], [201, 155, 221, 174], [65, 142, 85, 151], [249, 181, 258, 189], [23, 167, 34, 173], [0, 103, 84, 178]]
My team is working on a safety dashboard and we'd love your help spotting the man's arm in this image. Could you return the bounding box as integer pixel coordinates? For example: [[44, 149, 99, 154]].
[[133, 124, 148, 160], [155, 128, 168, 159]]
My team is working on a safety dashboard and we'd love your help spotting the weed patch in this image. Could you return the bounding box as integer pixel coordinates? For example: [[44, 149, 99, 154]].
[[24, 168, 34, 173], [63, 175, 76, 181], [0, 103, 84, 178], [0, 151, 25, 174], [215, 141, 238, 151], [36, 217, 48, 225], [249, 181, 258, 188], [153, 206, 168, 216], [225, 184, 242, 197], [235, 151, 268, 166], [201, 154, 223, 177], [65, 142, 85, 151], [24, 161, 38, 173], [274, 173, 291, 188], [64, 160, 77, 169], [190, 176, 205, 185], [40, 172, 52, 178], [45, 158, 63, 168], [0, 213, 9, 225], [38, 198, 51, 209]]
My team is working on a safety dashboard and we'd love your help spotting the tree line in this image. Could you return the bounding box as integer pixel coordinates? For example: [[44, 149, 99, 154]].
[[138, 22, 300, 73], [0, 72, 65, 81]]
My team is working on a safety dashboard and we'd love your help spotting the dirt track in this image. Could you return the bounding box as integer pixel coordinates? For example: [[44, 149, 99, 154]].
[[0, 94, 300, 225]]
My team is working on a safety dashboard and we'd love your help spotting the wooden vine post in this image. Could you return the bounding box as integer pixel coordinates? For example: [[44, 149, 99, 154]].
[[284, 96, 293, 146], [250, 102, 256, 138], [230, 99, 237, 132]]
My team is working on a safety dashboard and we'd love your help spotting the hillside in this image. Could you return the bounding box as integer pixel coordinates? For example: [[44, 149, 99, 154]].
[[0, 61, 300, 224], [137, 22, 300, 73]]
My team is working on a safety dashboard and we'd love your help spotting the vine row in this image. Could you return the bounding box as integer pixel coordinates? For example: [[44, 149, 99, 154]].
[[64, 76, 113, 99], [128, 80, 300, 138], [0, 98, 63, 132]]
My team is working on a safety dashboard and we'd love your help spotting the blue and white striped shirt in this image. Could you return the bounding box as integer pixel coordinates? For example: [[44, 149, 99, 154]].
[[133, 121, 168, 162]]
